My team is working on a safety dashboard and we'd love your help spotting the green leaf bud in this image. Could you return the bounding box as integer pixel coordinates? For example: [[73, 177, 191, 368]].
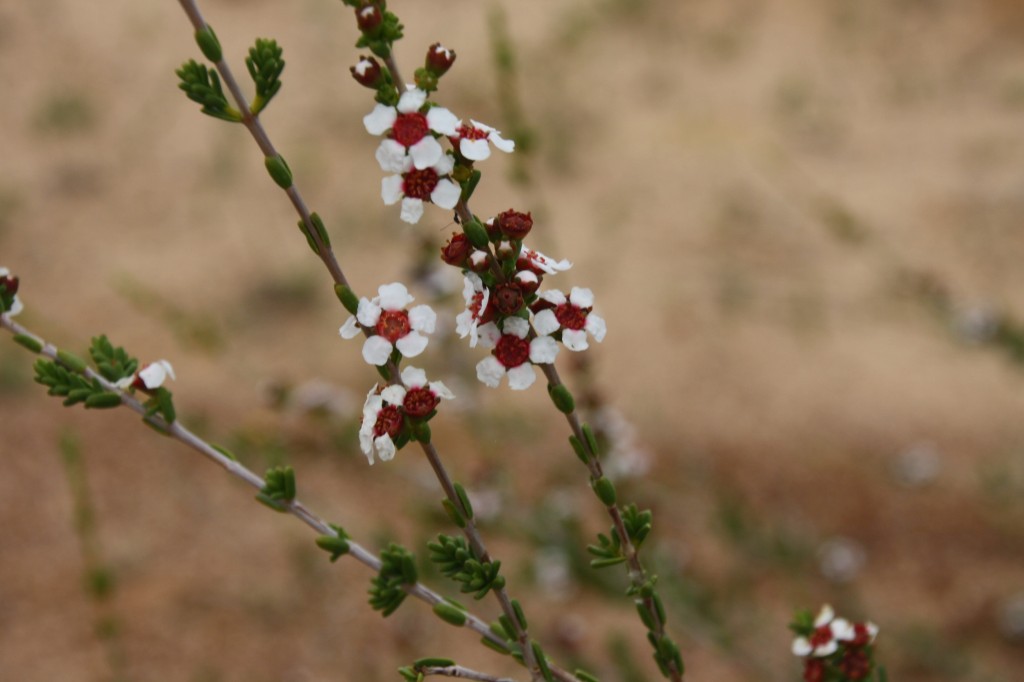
[[265, 154, 293, 189], [453, 482, 473, 520], [442, 498, 466, 528], [334, 284, 360, 314], [194, 26, 223, 62], [582, 422, 600, 457], [636, 601, 658, 630], [413, 658, 455, 668], [568, 435, 589, 464], [12, 334, 42, 354], [432, 601, 467, 627], [85, 392, 123, 409], [532, 642, 555, 682], [56, 350, 87, 374], [511, 599, 528, 630], [591, 477, 617, 506], [463, 218, 489, 249], [479, 636, 513, 656], [589, 556, 627, 569], [548, 384, 575, 414], [315, 534, 351, 561], [309, 212, 331, 248]]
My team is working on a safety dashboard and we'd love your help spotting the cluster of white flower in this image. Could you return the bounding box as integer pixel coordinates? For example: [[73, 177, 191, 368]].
[[791, 605, 879, 682]]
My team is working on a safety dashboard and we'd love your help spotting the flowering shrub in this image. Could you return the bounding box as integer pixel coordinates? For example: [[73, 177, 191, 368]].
[[0, 1, 890, 681]]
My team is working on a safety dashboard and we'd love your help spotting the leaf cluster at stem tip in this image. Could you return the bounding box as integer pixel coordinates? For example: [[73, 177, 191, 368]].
[[428, 534, 506, 600], [370, 543, 417, 617]]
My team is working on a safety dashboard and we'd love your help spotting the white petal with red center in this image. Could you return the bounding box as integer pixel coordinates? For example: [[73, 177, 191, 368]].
[[539, 289, 567, 305], [397, 87, 427, 113], [585, 314, 607, 342], [429, 380, 455, 400], [377, 283, 414, 310], [396, 331, 428, 358], [356, 298, 382, 327], [381, 384, 407, 405], [364, 104, 397, 135], [460, 138, 491, 161], [400, 366, 428, 387], [362, 336, 394, 365], [339, 315, 361, 339], [408, 304, 437, 333], [375, 434, 397, 461], [476, 356, 505, 387], [139, 360, 175, 389], [476, 322, 502, 349], [525, 248, 572, 274], [814, 605, 835, 628], [791, 637, 812, 657], [503, 316, 530, 339], [431, 179, 462, 210], [426, 107, 460, 136], [529, 336, 559, 364], [400, 198, 425, 224], [561, 329, 589, 352], [375, 139, 408, 173], [381, 175, 404, 205], [569, 287, 595, 308], [533, 309, 560, 336], [409, 136, 443, 170], [506, 364, 536, 390]]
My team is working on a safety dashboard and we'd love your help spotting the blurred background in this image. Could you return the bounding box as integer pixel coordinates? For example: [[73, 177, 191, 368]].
[[2, 0, 1024, 680]]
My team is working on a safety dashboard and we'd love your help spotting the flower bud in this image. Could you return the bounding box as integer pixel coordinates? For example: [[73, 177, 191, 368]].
[[468, 250, 490, 273], [350, 56, 383, 88], [495, 240, 516, 259], [355, 3, 383, 33], [496, 209, 533, 240], [484, 217, 502, 241], [440, 232, 471, 267], [0, 274, 19, 296], [493, 282, 524, 315], [425, 43, 456, 76], [514, 269, 540, 295]]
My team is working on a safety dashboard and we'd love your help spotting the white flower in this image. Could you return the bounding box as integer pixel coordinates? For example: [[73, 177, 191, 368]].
[[519, 246, 572, 275], [791, 604, 856, 658], [115, 359, 175, 390], [339, 283, 437, 365], [358, 387, 403, 465], [452, 119, 515, 161], [364, 87, 460, 172], [381, 366, 455, 418], [475, 317, 559, 390], [0, 267, 22, 316], [455, 273, 491, 347], [381, 153, 461, 224], [533, 287, 607, 351]]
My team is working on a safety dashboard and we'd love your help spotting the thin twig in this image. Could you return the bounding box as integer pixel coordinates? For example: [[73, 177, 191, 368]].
[[418, 664, 518, 682]]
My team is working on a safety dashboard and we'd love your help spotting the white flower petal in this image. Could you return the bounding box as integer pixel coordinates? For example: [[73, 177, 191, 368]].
[[409, 136, 443, 170], [114, 376, 133, 390], [400, 366, 428, 387], [866, 622, 879, 643], [375, 434, 397, 461], [569, 287, 595, 308], [562, 329, 589, 352], [7, 296, 23, 316], [533, 309, 561, 336], [397, 87, 427, 113], [428, 380, 455, 400], [814, 640, 838, 657], [408, 304, 437, 333], [469, 119, 496, 133], [339, 315, 361, 339], [831, 619, 855, 642], [585, 313, 607, 342], [814, 605, 835, 628], [426, 107, 460, 136], [400, 197, 425, 224], [381, 384, 406, 405], [433, 153, 455, 176], [506, 364, 537, 391], [362, 336, 394, 365], [477, 322, 502, 349], [0, 267, 9, 277], [515, 270, 539, 286], [455, 309, 475, 340], [364, 104, 397, 135], [139, 360, 175, 389], [377, 283, 413, 310], [539, 289, 567, 305], [431, 179, 462, 210], [375, 139, 409, 173], [381, 175, 404, 205], [356, 298, 382, 327], [791, 637, 812, 657], [529, 336, 559, 364], [502, 316, 530, 339], [460, 138, 491, 161], [489, 131, 515, 153], [525, 248, 572, 274], [396, 331, 428, 358], [476, 356, 506, 387]]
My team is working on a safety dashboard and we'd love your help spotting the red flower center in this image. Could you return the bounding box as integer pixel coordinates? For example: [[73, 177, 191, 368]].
[[372, 404, 404, 439], [850, 623, 871, 647], [809, 625, 833, 648], [403, 167, 439, 200], [392, 112, 429, 148], [456, 124, 488, 141], [376, 309, 411, 343], [555, 303, 588, 331], [403, 386, 439, 418], [494, 334, 530, 369]]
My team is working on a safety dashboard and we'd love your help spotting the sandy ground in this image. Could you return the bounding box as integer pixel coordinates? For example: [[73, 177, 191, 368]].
[[3, 0, 1024, 680]]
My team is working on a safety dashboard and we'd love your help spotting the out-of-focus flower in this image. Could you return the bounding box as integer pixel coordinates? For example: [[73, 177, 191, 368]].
[[0, 267, 23, 316], [116, 360, 176, 390], [792, 605, 854, 657]]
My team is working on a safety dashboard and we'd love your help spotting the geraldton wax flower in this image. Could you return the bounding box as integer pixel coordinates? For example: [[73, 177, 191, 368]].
[[532, 287, 607, 352], [339, 283, 437, 366], [475, 316, 559, 390], [358, 367, 453, 465]]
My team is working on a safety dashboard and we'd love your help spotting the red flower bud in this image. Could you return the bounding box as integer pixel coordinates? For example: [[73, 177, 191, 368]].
[[355, 3, 383, 33], [514, 270, 540, 295], [468, 250, 491, 273], [0, 275, 18, 296], [493, 282, 525, 315], [496, 209, 533, 240], [440, 232, 471, 267], [350, 56, 382, 88], [425, 43, 456, 76]]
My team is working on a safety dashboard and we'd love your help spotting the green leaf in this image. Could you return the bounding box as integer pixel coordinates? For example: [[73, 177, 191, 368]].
[[12, 334, 42, 354], [432, 601, 467, 627], [412, 657, 455, 669], [176, 59, 241, 123], [548, 383, 575, 414], [194, 25, 223, 62], [591, 477, 617, 506], [246, 38, 285, 115], [88, 335, 138, 383], [334, 284, 360, 314], [84, 392, 122, 409], [265, 154, 293, 189]]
